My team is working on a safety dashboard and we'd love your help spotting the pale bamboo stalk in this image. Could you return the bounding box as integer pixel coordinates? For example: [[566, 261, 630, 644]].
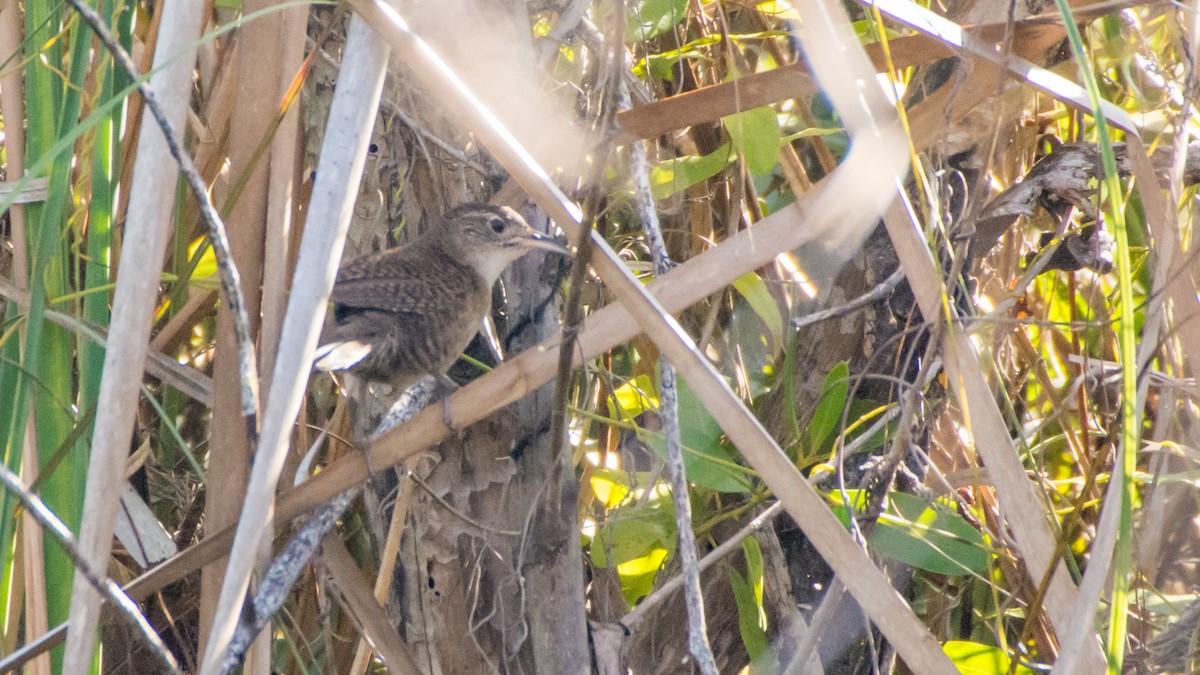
[[1054, 146, 1172, 670], [192, 48, 238, 180], [218, 488, 355, 669], [17, 10, 1195, 667], [111, 98, 932, 602], [1051, 85, 1181, 675], [242, 6, 306, 667], [0, 277, 213, 404], [198, 15, 390, 673], [1160, 4, 1200, 404], [1130, 0, 1200, 634], [62, 0, 207, 670], [0, 3, 28, 281], [259, 0, 308, 398], [0, 464, 181, 673], [41, 92, 934, 637]]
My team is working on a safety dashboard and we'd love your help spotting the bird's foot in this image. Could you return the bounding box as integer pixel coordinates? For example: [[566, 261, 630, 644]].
[[441, 397, 457, 434], [435, 374, 464, 438]]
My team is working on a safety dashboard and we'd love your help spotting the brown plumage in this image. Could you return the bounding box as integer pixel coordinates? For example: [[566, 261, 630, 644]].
[[314, 203, 569, 389]]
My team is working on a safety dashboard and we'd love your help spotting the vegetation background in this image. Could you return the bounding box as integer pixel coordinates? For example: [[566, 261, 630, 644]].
[[0, 0, 1198, 673]]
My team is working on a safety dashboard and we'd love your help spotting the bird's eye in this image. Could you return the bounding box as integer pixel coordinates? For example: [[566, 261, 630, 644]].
[[488, 216, 506, 234]]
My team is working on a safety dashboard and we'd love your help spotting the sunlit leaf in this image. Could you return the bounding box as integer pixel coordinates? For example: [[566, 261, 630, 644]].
[[617, 547, 670, 604], [756, 0, 800, 18], [872, 492, 988, 575], [829, 491, 988, 575], [590, 507, 673, 567], [943, 641, 1034, 675], [609, 374, 659, 421], [187, 237, 219, 290], [732, 271, 784, 350], [806, 361, 849, 456], [590, 469, 633, 509], [729, 538, 769, 663], [626, 0, 689, 42], [590, 506, 676, 604], [743, 537, 764, 601], [642, 379, 753, 493], [632, 35, 721, 80], [722, 106, 781, 176], [650, 143, 734, 199], [611, 372, 751, 492]]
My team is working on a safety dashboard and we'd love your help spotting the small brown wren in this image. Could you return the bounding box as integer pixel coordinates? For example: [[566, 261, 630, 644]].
[[313, 203, 569, 392]]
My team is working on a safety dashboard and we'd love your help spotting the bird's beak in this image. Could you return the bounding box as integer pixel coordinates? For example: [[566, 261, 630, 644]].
[[518, 230, 573, 256]]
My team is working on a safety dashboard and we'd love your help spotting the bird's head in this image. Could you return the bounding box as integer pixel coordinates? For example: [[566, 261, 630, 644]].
[[447, 204, 571, 283]]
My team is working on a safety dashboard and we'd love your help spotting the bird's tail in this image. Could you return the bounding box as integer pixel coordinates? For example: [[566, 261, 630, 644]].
[[312, 340, 373, 372]]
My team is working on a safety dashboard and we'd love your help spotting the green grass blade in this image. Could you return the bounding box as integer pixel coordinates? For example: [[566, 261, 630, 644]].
[[1052, 2, 1141, 672]]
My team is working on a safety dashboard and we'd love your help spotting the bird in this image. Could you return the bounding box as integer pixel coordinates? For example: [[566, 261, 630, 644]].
[[313, 203, 570, 398]]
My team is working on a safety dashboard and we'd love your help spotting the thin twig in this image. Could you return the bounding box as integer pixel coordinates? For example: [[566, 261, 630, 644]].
[[379, 100, 494, 177], [792, 268, 906, 330], [849, 321, 942, 531], [220, 489, 360, 674], [0, 464, 182, 675], [547, 13, 612, 511], [621, 42, 719, 675]]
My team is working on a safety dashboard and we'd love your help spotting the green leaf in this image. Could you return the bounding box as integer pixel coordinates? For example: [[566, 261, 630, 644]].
[[612, 373, 751, 492], [609, 374, 659, 420], [626, 0, 690, 42], [642, 378, 753, 493], [590, 506, 676, 604], [590, 469, 634, 509], [875, 492, 988, 575], [675, 380, 752, 492], [632, 32, 790, 78], [590, 511, 673, 569], [633, 35, 722, 80], [743, 530, 764, 592], [729, 540, 770, 664], [780, 127, 847, 143], [829, 491, 989, 575], [650, 143, 734, 199], [732, 271, 784, 350], [943, 640, 1034, 675], [806, 361, 849, 456], [187, 237, 220, 290], [722, 106, 781, 176]]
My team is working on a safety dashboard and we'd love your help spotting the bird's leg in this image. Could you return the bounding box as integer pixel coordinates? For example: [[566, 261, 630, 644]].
[[434, 374, 462, 433]]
